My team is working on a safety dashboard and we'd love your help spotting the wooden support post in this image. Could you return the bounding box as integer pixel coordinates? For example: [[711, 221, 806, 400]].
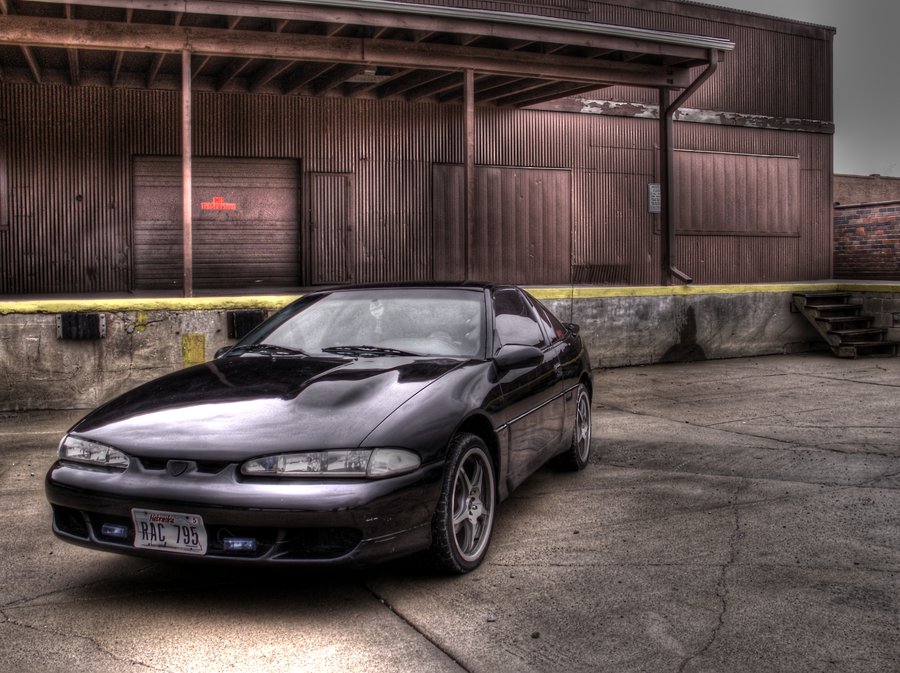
[[464, 68, 475, 281], [181, 47, 193, 297]]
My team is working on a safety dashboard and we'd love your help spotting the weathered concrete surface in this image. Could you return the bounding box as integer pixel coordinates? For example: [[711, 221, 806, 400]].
[[543, 290, 824, 369], [0, 310, 236, 412], [1, 353, 898, 672], [0, 286, 844, 411]]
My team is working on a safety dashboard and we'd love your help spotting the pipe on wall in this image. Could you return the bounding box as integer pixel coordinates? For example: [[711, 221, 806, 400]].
[[659, 49, 719, 285]]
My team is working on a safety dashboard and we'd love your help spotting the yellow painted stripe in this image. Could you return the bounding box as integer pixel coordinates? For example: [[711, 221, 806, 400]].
[[1, 282, 899, 314], [0, 295, 300, 315], [526, 282, 900, 301]]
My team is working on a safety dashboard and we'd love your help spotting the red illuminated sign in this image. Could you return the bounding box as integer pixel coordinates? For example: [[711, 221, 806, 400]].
[[201, 196, 237, 211]]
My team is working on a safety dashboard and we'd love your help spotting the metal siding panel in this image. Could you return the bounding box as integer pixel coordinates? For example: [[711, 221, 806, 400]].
[[432, 163, 465, 281], [309, 172, 352, 285], [0, 84, 134, 294], [584, 1, 832, 122]]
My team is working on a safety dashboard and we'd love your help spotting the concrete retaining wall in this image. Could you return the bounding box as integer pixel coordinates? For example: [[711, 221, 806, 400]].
[[2, 283, 898, 412]]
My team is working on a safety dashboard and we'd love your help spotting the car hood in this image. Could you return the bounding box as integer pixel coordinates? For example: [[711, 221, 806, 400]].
[[71, 355, 468, 460]]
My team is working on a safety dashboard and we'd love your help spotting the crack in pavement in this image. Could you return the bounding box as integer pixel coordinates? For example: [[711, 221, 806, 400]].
[[485, 560, 900, 573], [0, 607, 170, 673], [676, 479, 746, 673], [1, 573, 237, 610], [600, 404, 900, 460], [599, 459, 900, 491], [363, 580, 470, 673]]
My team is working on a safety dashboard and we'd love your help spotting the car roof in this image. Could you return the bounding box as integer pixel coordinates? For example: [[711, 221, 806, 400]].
[[306, 281, 514, 293]]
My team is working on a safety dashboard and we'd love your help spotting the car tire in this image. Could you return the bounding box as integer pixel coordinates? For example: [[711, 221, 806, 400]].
[[430, 433, 496, 574], [554, 383, 592, 471]]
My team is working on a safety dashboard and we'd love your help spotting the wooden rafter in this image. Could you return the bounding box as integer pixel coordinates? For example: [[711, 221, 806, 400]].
[[110, 7, 132, 86]]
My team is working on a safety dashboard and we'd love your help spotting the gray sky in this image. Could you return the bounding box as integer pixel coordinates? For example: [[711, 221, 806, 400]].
[[704, 0, 899, 177]]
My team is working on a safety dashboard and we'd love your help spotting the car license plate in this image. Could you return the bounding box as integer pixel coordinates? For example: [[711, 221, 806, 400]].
[[131, 508, 207, 555]]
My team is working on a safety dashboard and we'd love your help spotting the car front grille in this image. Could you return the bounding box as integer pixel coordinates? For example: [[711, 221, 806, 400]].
[[51, 505, 362, 561]]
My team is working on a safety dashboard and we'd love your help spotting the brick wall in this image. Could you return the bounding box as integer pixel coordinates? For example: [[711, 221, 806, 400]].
[[834, 202, 900, 280]]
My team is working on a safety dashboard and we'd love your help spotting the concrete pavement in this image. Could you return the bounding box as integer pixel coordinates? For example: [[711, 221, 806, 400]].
[[1, 353, 898, 672]]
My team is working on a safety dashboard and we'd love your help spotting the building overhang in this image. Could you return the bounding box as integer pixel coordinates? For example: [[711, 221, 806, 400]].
[[0, 0, 734, 106]]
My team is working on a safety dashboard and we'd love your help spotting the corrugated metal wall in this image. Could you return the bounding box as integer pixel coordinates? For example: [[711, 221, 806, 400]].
[[0, 0, 835, 292], [392, 0, 834, 121], [0, 78, 833, 292]]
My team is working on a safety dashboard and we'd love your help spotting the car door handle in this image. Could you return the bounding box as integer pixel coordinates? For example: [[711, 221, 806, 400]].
[[553, 363, 563, 379]]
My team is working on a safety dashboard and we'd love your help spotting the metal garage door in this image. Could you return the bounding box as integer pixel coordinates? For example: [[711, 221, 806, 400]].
[[133, 157, 300, 290]]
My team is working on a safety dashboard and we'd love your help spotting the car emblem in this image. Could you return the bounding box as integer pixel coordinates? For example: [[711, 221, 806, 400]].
[[166, 460, 193, 477]]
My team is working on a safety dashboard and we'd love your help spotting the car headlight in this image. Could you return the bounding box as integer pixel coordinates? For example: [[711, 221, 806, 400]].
[[241, 448, 420, 479], [58, 435, 130, 470]]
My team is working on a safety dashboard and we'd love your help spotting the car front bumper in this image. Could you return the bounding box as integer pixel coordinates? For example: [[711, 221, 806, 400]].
[[45, 459, 445, 566]]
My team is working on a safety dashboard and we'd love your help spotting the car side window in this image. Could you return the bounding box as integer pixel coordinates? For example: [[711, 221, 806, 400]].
[[493, 289, 546, 349], [532, 299, 567, 343]]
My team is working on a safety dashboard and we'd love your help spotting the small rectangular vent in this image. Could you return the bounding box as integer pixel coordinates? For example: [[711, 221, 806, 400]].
[[56, 313, 106, 340], [227, 310, 268, 340]]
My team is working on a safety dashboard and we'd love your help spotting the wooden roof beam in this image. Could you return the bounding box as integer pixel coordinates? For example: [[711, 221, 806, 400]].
[[375, 69, 448, 99], [63, 4, 81, 85], [311, 63, 368, 95], [282, 62, 334, 95], [471, 78, 551, 104], [227, 15, 291, 91], [217, 55, 254, 90], [147, 12, 183, 88], [498, 82, 608, 108], [405, 73, 464, 102], [110, 7, 132, 86], [21, 44, 42, 84], [250, 58, 295, 92], [343, 67, 410, 96], [0, 1, 40, 83]]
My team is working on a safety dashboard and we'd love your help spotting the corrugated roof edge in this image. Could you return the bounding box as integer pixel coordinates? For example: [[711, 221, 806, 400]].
[[268, 0, 735, 50], [684, 0, 836, 33]]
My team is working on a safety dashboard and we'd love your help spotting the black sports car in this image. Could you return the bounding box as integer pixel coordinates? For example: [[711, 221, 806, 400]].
[[46, 283, 593, 573]]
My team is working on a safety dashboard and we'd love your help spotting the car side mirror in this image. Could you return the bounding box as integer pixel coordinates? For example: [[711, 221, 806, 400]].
[[566, 322, 580, 336], [494, 344, 544, 371]]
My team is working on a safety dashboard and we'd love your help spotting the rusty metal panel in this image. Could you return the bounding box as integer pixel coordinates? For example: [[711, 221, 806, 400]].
[[574, 170, 659, 286], [672, 122, 831, 282], [433, 164, 571, 284], [432, 164, 466, 281], [309, 173, 353, 285], [583, 1, 832, 123], [0, 83, 132, 294], [133, 157, 300, 290], [673, 150, 800, 236]]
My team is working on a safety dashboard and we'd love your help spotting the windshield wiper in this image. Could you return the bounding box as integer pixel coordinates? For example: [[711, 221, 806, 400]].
[[321, 345, 420, 357], [229, 343, 308, 357]]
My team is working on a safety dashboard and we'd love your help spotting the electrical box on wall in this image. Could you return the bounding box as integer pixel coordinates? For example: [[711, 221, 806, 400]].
[[57, 313, 106, 340]]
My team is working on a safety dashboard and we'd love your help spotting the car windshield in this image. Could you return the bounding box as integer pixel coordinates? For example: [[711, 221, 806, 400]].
[[254, 288, 486, 358]]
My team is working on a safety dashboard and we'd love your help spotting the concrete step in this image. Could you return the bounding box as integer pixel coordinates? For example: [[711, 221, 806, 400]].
[[827, 328, 888, 340], [835, 342, 900, 358], [817, 316, 873, 327], [793, 292, 853, 306], [807, 303, 863, 315]]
